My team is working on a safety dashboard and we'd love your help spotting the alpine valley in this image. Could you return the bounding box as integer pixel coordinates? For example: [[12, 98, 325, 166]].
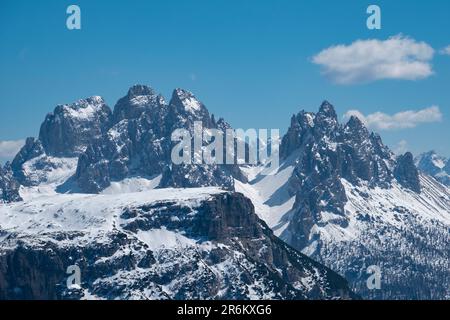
[[0, 85, 448, 300]]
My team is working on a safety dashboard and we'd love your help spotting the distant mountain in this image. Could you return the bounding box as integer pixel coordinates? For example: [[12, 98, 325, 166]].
[[238, 101, 450, 299], [415, 151, 450, 186]]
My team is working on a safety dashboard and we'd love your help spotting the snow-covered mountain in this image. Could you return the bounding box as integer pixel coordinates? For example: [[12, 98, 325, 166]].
[[1, 87, 448, 300], [0, 86, 356, 300], [415, 151, 450, 186], [237, 101, 450, 299], [0, 186, 356, 300]]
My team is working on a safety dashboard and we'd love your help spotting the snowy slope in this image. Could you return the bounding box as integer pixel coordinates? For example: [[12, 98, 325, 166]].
[[0, 186, 355, 300], [236, 151, 299, 235], [0, 187, 221, 238]]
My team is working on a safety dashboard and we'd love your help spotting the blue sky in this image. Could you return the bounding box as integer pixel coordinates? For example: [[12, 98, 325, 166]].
[[1, 0, 449, 163]]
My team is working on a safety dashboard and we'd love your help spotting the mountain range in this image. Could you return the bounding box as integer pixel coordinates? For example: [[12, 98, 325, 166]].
[[0, 85, 448, 300]]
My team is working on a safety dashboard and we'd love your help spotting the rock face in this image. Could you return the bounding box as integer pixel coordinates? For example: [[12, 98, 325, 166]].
[[394, 152, 421, 193], [39, 96, 112, 157], [0, 190, 356, 300], [113, 84, 166, 123], [10, 97, 113, 188], [415, 151, 450, 186], [75, 85, 242, 193], [280, 102, 400, 249], [0, 163, 22, 203]]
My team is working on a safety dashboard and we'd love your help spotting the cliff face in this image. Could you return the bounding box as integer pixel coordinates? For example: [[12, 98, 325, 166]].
[[39, 96, 113, 158]]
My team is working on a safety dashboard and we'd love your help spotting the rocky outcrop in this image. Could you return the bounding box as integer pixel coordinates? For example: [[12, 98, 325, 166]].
[[113, 84, 166, 123], [394, 152, 421, 193], [39, 96, 112, 157]]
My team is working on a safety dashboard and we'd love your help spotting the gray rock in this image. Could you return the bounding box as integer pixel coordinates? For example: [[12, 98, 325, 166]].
[[113, 84, 166, 123], [39, 96, 112, 157], [0, 162, 22, 203], [394, 152, 421, 193]]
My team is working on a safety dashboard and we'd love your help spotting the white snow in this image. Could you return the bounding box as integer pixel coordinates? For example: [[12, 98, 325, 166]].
[[432, 158, 446, 169], [20, 156, 78, 200], [130, 95, 152, 106], [235, 153, 298, 236], [102, 175, 162, 194], [136, 227, 196, 251], [183, 97, 201, 112], [63, 97, 104, 120], [0, 187, 224, 237]]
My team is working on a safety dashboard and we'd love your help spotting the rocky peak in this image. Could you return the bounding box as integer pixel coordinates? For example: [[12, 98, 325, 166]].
[[113, 85, 166, 123], [343, 115, 371, 146], [370, 132, 393, 159], [127, 84, 156, 97], [170, 88, 206, 114], [318, 100, 337, 116], [394, 152, 421, 193], [314, 100, 339, 137], [345, 115, 366, 132], [317, 100, 338, 122], [39, 96, 112, 157], [167, 88, 213, 130], [280, 110, 315, 159]]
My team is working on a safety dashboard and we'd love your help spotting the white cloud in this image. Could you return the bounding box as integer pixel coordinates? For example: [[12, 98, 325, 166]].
[[312, 35, 435, 84], [393, 140, 408, 155], [0, 139, 24, 162], [440, 45, 450, 56], [343, 106, 443, 131]]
